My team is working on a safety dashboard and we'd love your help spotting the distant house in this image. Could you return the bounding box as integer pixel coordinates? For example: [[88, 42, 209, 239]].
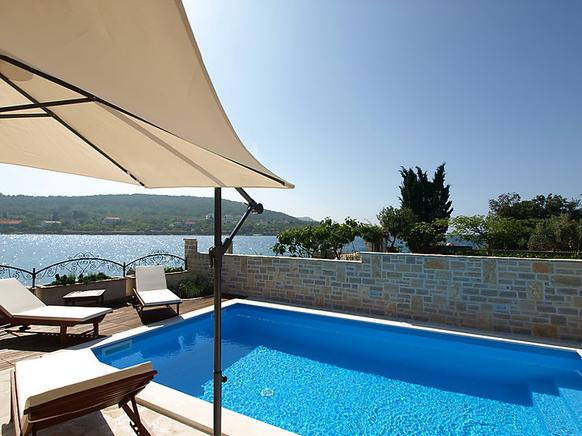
[[223, 214, 234, 224], [103, 216, 122, 224], [205, 213, 214, 220], [184, 219, 197, 226], [0, 218, 22, 228], [42, 220, 62, 226]]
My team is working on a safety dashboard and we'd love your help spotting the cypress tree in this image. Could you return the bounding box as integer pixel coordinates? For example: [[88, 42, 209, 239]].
[[399, 163, 453, 223]]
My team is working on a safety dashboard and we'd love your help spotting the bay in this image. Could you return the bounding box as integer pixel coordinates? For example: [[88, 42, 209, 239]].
[[0, 234, 366, 285], [0, 234, 277, 271]]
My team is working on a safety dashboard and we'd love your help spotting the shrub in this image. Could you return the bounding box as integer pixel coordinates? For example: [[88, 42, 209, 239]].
[[273, 218, 360, 259], [170, 275, 212, 299], [50, 272, 111, 285], [441, 248, 582, 260], [51, 274, 77, 286], [78, 272, 111, 284]]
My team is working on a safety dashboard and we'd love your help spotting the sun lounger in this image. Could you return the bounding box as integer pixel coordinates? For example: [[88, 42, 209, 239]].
[[11, 352, 156, 435], [133, 266, 182, 316], [0, 278, 112, 344]]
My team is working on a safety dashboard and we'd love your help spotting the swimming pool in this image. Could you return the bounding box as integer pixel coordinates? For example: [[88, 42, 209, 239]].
[[93, 301, 582, 435]]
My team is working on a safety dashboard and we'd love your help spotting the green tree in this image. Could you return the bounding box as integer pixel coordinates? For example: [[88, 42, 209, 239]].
[[487, 217, 532, 250], [377, 207, 416, 249], [405, 220, 447, 253], [489, 193, 582, 220], [398, 163, 452, 252], [273, 218, 360, 259], [273, 226, 319, 257], [450, 215, 490, 248], [358, 223, 385, 251], [528, 215, 581, 252], [450, 215, 534, 250], [399, 163, 453, 223], [528, 220, 555, 251], [486, 193, 582, 251]]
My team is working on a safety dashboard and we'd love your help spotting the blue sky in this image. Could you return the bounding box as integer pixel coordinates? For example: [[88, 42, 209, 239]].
[[1, 0, 581, 222]]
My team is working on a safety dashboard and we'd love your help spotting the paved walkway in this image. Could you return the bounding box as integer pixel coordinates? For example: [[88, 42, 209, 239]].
[[0, 367, 206, 435]]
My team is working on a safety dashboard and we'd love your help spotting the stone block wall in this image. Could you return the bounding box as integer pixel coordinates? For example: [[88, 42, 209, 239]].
[[184, 239, 582, 343]]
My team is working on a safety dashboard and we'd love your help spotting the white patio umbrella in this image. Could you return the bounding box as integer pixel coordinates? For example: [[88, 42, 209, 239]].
[[0, 1, 292, 434]]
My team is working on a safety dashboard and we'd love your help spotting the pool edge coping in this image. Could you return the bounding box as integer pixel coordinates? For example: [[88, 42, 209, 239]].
[[58, 299, 582, 434], [65, 300, 295, 436], [239, 299, 582, 356]]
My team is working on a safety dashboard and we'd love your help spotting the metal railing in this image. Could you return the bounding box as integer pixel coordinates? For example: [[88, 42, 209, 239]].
[[0, 251, 187, 287]]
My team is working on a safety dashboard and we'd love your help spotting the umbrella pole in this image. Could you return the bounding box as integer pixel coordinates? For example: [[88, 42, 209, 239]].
[[213, 187, 223, 436], [211, 187, 263, 435]]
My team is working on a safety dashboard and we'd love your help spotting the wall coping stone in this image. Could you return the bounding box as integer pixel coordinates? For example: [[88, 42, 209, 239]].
[[360, 251, 582, 263], [186, 239, 582, 343], [198, 251, 362, 264]]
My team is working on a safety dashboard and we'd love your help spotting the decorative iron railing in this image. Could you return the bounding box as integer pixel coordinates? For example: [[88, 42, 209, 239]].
[[0, 251, 187, 287], [125, 251, 187, 272], [0, 265, 34, 284]]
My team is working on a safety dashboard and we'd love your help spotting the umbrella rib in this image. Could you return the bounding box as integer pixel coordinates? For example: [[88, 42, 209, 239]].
[[0, 71, 146, 187], [0, 113, 51, 119], [102, 105, 225, 186], [0, 98, 92, 114], [0, 54, 289, 188]]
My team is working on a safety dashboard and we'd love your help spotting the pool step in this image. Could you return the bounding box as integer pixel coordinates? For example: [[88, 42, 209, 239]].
[[559, 386, 582, 426], [557, 373, 582, 428], [529, 380, 582, 436]]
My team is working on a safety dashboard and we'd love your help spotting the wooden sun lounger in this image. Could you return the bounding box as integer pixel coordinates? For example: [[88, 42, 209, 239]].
[[133, 266, 182, 316], [11, 357, 157, 436], [0, 278, 112, 344], [8, 312, 109, 344]]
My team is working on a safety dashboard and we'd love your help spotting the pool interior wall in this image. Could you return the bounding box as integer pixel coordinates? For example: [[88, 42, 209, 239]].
[[93, 302, 582, 435]]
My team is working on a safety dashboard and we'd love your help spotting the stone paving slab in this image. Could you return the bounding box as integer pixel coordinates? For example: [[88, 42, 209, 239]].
[[0, 369, 205, 435]]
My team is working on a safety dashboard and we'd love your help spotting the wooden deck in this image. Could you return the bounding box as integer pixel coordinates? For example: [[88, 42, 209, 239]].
[[0, 296, 224, 371]]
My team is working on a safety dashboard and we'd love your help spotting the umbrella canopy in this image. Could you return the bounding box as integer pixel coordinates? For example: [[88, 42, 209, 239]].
[[0, 0, 292, 189], [0, 2, 293, 435]]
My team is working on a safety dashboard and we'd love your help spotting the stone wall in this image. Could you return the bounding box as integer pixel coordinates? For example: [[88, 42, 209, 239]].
[[184, 239, 582, 343]]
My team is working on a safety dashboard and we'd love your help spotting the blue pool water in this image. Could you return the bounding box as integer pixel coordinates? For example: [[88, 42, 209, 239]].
[[93, 303, 582, 435]]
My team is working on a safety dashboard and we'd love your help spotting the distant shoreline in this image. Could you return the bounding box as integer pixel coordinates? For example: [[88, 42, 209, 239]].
[[0, 194, 310, 236], [0, 231, 274, 236]]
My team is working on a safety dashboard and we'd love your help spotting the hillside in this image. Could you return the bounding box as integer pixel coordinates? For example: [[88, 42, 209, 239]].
[[0, 194, 306, 235]]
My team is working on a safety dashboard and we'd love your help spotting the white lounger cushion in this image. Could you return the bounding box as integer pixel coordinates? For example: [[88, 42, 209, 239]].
[[135, 266, 181, 306], [135, 265, 168, 292], [14, 305, 112, 322], [0, 278, 45, 315], [15, 351, 153, 431], [137, 289, 182, 307], [0, 277, 111, 322]]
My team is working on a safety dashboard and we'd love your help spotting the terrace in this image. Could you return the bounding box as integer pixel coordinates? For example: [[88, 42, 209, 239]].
[[1, 0, 581, 434]]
